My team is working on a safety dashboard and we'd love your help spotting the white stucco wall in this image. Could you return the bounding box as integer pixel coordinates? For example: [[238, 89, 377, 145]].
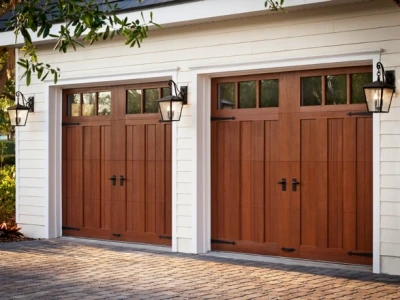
[[9, 0, 400, 274]]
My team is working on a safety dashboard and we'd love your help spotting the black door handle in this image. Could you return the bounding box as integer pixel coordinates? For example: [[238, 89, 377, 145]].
[[120, 175, 126, 186], [277, 178, 286, 191], [292, 179, 300, 191], [108, 175, 116, 186]]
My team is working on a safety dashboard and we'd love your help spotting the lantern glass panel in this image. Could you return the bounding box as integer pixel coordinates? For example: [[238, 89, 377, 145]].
[[159, 100, 183, 121], [8, 108, 29, 126], [364, 87, 393, 112]]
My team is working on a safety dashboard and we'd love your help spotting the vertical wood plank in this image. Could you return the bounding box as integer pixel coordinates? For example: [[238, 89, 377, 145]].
[[155, 124, 166, 235], [240, 121, 252, 241], [252, 120, 264, 243], [146, 124, 156, 233]]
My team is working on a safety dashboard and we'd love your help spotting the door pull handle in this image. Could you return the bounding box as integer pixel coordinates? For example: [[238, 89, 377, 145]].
[[120, 175, 126, 186], [108, 175, 116, 186], [292, 179, 300, 191], [277, 178, 286, 191]]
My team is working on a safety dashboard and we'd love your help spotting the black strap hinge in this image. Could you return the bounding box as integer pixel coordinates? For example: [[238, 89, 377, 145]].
[[62, 226, 80, 231], [211, 116, 236, 121], [281, 247, 296, 253], [62, 122, 80, 126], [159, 235, 172, 240], [347, 251, 373, 257], [211, 239, 236, 245]]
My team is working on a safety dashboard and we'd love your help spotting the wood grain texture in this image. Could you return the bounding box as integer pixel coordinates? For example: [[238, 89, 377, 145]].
[[211, 67, 372, 264], [62, 85, 172, 246]]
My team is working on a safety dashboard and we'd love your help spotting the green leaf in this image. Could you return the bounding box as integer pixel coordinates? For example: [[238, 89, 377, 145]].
[[37, 68, 43, 79], [21, 28, 32, 45], [103, 26, 110, 40], [17, 61, 27, 68], [54, 72, 58, 84], [26, 70, 31, 86], [42, 72, 49, 81]]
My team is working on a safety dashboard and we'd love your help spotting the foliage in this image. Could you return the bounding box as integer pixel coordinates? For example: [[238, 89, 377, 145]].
[[0, 218, 23, 238], [0, 140, 15, 167], [0, 165, 16, 223], [0, 50, 14, 139], [5, 0, 158, 86], [265, 0, 285, 11]]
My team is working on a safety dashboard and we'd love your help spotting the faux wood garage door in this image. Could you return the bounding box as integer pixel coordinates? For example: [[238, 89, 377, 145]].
[[62, 83, 172, 245], [211, 66, 373, 265]]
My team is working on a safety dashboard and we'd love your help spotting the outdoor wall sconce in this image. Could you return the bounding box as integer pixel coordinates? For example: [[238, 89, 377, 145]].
[[7, 91, 34, 126], [363, 62, 396, 113], [157, 80, 187, 122]]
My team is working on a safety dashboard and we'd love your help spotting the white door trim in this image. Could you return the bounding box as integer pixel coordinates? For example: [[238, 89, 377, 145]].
[[190, 50, 381, 273]]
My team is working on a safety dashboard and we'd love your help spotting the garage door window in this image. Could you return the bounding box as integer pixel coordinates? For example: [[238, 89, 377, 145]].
[[217, 78, 279, 110], [126, 84, 171, 114], [67, 91, 111, 117], [300, 71, 373, 106]]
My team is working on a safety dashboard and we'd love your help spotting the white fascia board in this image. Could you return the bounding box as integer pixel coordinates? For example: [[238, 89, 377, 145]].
[[0, 0, 370, 47]]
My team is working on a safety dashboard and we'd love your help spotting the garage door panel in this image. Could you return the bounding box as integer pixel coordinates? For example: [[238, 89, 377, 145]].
[[63, 85, 172, 245], [301, 161, 328, 249], [265, 162, 279, 244], [211, 67, 372, 264]]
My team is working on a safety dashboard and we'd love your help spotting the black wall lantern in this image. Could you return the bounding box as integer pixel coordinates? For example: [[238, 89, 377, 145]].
[[363, 62, 396, 113], [157, 80, 187, 122], [7, 91, 34, 126]]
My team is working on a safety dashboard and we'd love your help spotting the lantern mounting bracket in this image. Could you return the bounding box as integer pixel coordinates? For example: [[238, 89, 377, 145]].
[[16, 91, 34, 112], [168, 79, 187, 105]]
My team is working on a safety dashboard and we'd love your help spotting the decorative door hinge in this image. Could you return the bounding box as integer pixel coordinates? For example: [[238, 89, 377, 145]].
[[158, 235, 172, 240], [281, 247, 296, 253], [62, 122, 80, 126], [347, 251, 372, 257], [211, 239, 236, 245], [62, 226, 80, 231], [211, 116, 236, 121]]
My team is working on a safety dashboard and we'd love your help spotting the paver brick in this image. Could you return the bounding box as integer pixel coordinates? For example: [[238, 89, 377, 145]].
[[1, 239, 400, 299]]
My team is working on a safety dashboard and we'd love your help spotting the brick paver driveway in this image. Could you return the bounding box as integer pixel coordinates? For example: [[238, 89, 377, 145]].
[[1, 239, 399, 299]]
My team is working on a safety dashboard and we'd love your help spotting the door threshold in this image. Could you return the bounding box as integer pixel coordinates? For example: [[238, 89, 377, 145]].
[[204, 251, 372, 272], [61, 236, 172, 253]]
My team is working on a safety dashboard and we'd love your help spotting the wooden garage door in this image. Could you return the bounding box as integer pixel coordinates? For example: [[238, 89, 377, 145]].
[[62, 83, 172, 245], [211, 66, 373, 264]]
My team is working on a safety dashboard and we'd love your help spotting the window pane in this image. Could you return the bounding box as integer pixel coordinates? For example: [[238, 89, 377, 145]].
[[98, 91, 111, 115], [144, 88, 159, 113], [68, 94, 80, 116], [162, 87, 171, 98], [239, 81, 256, 108], [351, 73, 373, 104], [218, 82, 235, 109], [301, 77, 322, 106], [260, 79, 279, 107], [326, 75, 347, 105], [127, 89, 142, 114], [82, 93, 96, 116]]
